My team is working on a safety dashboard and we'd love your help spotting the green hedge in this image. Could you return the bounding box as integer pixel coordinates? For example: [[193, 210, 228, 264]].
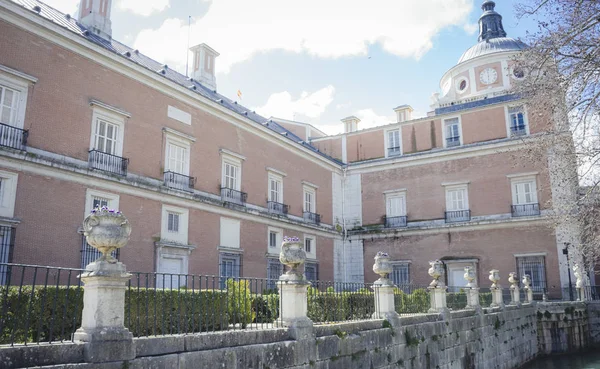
[[394, 289, 429, 314], [307, 290, 375, 323]]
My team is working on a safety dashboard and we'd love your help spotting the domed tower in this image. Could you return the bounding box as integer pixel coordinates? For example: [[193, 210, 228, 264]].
[[432, 1, 527, 111]]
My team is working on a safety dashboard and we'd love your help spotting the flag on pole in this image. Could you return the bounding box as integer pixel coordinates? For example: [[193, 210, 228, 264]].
[[237, 90, 243, 100]]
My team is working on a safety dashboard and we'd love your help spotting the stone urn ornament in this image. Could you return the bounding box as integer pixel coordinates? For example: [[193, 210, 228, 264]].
[[489, 270, 501, 289], [83, 206, 131, 263], [464, 266, 476, 288], [522, 274, 532, 290], [279, 236, 306, 280], [428, 260, 445, 288], [373, 252, 392, 280], [508, 272, 519, 289]]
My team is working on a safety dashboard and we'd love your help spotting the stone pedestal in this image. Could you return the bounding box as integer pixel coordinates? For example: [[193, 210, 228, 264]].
[[510, 286, 521, 306], [73, 261, 135, 363], [524, 288, 533, 304], [276, 278, 313, 339], [490, 287, 504, 309], [466, 288, 480, 309], [428, 286, 449, 314], [372, 279, 401, 323]]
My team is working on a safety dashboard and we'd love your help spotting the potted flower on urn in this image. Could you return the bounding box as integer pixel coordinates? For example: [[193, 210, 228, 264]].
[[279, 236, 306, 281], [83, 206, 132, 264]]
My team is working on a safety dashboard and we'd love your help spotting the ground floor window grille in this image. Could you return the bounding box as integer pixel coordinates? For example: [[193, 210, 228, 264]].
[[391, 263, 410, 287], [81, 234, 119, 268], [219, 253, 241, 289], [267, 258, 283, 290], [516, 256, 547, 292], [0, 226, 15, 285], [305, 262, 318, 282]]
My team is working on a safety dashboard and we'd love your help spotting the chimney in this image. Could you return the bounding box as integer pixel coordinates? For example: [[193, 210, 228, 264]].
[[79, 0, 113, 40], [393, 105, 413, 123], [341, 116, 360, 133], [190, 43, 219, 90]]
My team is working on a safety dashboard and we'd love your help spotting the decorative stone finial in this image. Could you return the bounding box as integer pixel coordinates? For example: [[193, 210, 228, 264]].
[[373, 252, 392, 281], [428, 260, 445, 288], [522, 274, 531, 290], [489, 270, 501, 289], [279, 236, 306, 281], [508, 272, 519, 288], [83, 206, 131, 263], [464, 266, 476, 288]]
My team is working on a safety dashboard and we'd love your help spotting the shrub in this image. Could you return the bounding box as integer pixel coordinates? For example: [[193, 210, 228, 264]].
[[226, 279, 254, 328], [252, 294, 279, 323], [395, 289, 429, 314]]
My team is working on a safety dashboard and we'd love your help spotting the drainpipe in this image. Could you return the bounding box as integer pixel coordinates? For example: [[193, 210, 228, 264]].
[[342, 166, 348, 283]]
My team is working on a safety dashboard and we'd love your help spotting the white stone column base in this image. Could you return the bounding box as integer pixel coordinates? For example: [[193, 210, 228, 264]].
[[372, 281, 400, 321], [466, 288, 481, 309], [428, 286, 449, 314], [510, 286, 521, 306], [490, 287, 504, 309], [277, 280, 312, 327]]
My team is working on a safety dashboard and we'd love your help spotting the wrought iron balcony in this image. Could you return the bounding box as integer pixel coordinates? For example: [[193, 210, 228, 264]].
[[510, 126, 527, 136], [221, 187, 247, 206], [511, 203, 540, 217], [446, 136, 461, 148], [164, 171, 196, 192], [0, 122, 28, 150], [303, 211, 321, 225], [387, 147, 401, 157], [445, 209, 471, 223], [384, 215, 407, 228], [268, 201, 289, 215], [88, 150, 129, 176]]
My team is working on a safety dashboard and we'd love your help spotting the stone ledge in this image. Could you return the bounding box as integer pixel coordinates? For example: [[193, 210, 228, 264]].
[[184, 328, 290, 352], [0, 342, 85, 369], [135, 335, 185, 357], [313, 319, 384, 337]]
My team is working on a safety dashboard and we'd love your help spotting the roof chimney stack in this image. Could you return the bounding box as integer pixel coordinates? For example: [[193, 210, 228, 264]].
[[190, 43, 219, 90], [341, 116, 360, 133], [79, 0, 113, 40], [393, 105, 413, 123]]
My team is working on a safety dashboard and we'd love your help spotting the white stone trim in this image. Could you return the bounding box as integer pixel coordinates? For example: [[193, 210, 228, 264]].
[[384, 127, 403, 158], [84, 188, 120, 216], [514, 252, 547, 258], [301, 181, 319, 189], [303, 234, 317, 260], [164, 130, 192, 176], [220, 217, 241, 249], [0, 68, 30, 129], [0, 64, 37, 83], [506, 172, 539, 179], [383, 188, 407, 194], [89, 99, 131, 118], [219, 148, 246, 161], [441, 180, 470, 187], [167, 105, 192, 125], [504, 104, 530, 138], [160, 204, 189, 245], [0, 170, 18, 219], [89, 105, 126, 157], [162, 127, 196, 143], [266, 167, 287, 177], [267, 226, 283, 255], [441, 115, 464, 148]]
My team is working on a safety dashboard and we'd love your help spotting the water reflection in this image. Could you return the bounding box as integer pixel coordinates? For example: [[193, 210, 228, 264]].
[[522, 352, 600, 369]]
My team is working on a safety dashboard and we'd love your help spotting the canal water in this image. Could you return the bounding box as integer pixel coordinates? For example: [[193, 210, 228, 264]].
[[522, 352, 600, 368]]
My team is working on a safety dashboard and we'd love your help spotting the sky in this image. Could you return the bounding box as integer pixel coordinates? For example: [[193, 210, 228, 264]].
[[43, 0, 538, 135]]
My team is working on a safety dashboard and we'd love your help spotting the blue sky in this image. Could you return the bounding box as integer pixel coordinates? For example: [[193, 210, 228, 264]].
[[44, 0, 538, 135]]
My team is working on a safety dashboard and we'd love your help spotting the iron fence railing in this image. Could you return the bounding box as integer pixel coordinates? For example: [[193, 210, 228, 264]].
[[384, 215, 407, 228], [307, 281, 374, 324], [220, 187, 247, 206], [164, 171, 196, 192], [446, 136, 461, 147], [0, 122, 28, 150], [88, 150, 129, 176], [511, 203, 540, 217], [80, 235, 119, 269], [0, 226, 15, 286], [446, 287, 469, 310], [510, 126, 527, 137], [303, 211, 321, 225], [394, 285, 430, 315], [445, 210, 471, 223], [0, 263, 84, 346], [387, 147, 401, 157], [267, 201, 289, 216]]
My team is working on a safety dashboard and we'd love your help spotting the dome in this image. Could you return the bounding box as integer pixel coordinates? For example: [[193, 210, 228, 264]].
[[458, 37, 528, 64]]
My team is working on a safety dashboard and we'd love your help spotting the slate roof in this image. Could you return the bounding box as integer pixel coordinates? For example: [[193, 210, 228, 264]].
[[8, 0, 343, 165], [458, 37, 528, 64]]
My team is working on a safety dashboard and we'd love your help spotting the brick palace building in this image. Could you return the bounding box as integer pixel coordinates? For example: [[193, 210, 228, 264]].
[[0, 0, 582, 295]]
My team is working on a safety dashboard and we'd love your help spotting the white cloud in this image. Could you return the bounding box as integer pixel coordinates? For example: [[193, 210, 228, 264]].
[[133, 0, 474, 73], [354, 109, 395, 130], [255, 86, 335, 120], [116, 0, 170, 16], [42, 0, 79, 16], [463, 23, 479, 35]]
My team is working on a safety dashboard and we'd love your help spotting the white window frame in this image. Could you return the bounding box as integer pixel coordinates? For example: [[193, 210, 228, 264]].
[[221, 151, 243, 191], [220, 217, 241, 249], [268, 172, 284, 204], [385, 191, 407, 218], [304, 234, 316, 260], [267, 226, 283, 254], [164, 132, 192, 176], [0, 170, 18, 218], [442, 116, 463, 148], [303, 185, 317, 213], [89, 106, 126, 157], [160, 205, 189, 245], [510, 175, 538, 205], [444, 183, 469, 211], [384, 128, 402, 158], [84, 189, 120, 216], [0, 65, 33, 129], [505, 105, 530, 137]]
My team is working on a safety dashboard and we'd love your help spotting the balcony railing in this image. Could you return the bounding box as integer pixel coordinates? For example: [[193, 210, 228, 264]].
[[511, 203, 540, 217], [0, 122, 28, 150], [384, 215, 407, 228], [268, 201, 289, 215], [221, 187, 247, 206], [387, 147, 401, 157], [510, 126, 527, 136], [445, 209, 471, 223], [446, 136, 461, 148], [303, 211, 321, 225], [88, 150, 129, 176], [164, 171, 196, 192]]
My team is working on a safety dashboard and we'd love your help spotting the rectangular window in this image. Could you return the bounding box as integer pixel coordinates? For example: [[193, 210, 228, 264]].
[[269, 231, 278, 248], [167, 212, 180, 233], [0, 85, 19, 125], [305, 238, 312, 253], [444, 118, 461, 148], [508, 106, 528, 136], [517, 256, 547, 291], [85, 189, 119, 216], [223, 161, 240, 190], [269, 176, 283, 203], [303, 188, 316, 213], [386, 193, 406, 217], [387, 129, 401, 157], [0, 226, 15, 285], [512, 180, 537, 205], [446, 187, 468, 211], [220, 217, 241, 249], [305, 263, 318, 282], [92, 196, 109, 209], [267, 258, 283, 290], [304, 235, 316, 258], [391, 263, 410, 286], [219, 253, 241, 289], [161, 205, 189, 245], [166, 142, 189, 175], [93, 119, 119, 155]]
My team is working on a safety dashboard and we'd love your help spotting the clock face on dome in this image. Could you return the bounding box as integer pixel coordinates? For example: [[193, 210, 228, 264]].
[[480, 68, 498, 85]]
